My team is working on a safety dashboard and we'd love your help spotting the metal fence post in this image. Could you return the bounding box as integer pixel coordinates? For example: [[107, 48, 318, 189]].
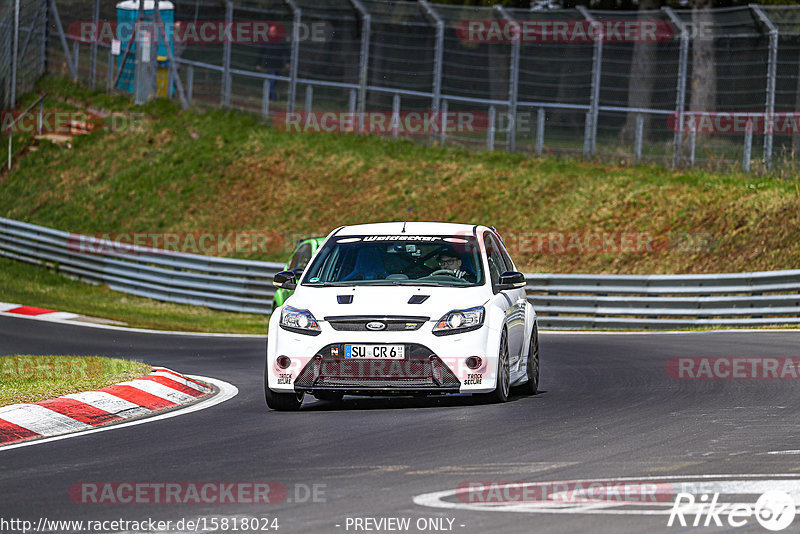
[[743, 116, 753, 172], [487, 105, 496, 150], [439, 98, 448, 144], [11, 0, 20, 107], [42, 0, 49, 76], [392, 93, 401, 138], [305, 84, 313, 112], [578, 6, 602, 157], [107, 51, 114, 91], [186, 65, 194, 104], [634, 113, 644, 162], [262, 79, 270, 119], [664, 7, 688, 169], [283, 0, 302, 114], [536, 107, 545, 155], [221, 1, 233, 108], [494, 5, 520, 153], [419, 0, 443, 117], [349, 89, 357, 114], [752, 4, 778, 172], [72, 40, 79, 81], [90, 0, 99, 89], [349, 0, 371, 117]]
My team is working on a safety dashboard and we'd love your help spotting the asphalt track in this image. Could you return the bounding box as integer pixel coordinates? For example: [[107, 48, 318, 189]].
[[2, 314, 800, 534]]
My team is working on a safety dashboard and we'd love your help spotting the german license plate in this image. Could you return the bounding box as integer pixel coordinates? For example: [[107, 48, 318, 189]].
[[344, 344, 405, 359]]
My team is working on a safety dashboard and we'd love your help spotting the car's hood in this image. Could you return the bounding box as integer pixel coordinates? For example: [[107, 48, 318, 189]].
[[287, 285, 490, 321]]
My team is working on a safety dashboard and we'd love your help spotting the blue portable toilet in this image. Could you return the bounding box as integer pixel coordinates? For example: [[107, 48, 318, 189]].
[[115, 0, 175, 93]]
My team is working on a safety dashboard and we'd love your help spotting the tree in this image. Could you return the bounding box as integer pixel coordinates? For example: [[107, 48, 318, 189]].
[[689, 0, 716, 118], [620, 0, 660, 141]]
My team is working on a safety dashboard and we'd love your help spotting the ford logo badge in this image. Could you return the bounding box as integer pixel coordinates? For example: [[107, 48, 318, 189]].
[[366, 321, 386, 331]]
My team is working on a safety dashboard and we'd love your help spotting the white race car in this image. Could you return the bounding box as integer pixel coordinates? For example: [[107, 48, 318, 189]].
[[265, 222, 539, 410]]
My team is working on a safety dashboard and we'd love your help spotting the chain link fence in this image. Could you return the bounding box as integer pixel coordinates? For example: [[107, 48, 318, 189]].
[[0, 0, 47, 110], [8, 0, 800, 173]]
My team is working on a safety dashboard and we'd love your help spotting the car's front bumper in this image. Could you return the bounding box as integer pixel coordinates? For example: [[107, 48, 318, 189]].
[[293, 343, 462, 396], [267, 314, 501, 396]]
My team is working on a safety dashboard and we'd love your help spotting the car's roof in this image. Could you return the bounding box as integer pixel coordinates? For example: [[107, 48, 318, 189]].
[[333, 222, 487, 237]]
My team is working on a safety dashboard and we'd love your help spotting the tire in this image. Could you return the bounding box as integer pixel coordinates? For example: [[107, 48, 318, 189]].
[[313, 391, 344, 402], [264, 366, 304, 411], [517, 322, 539, 396], [489, 329, 511, 403]]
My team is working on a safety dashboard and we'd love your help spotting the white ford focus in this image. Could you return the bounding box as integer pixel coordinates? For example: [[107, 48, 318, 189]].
[[265, 222, 539, 411]]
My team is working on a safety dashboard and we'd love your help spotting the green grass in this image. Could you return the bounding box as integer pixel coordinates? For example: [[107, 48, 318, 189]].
[[0, 257, 267, 334], [2, 76, 800, 332], [0, 355, 152, 407]]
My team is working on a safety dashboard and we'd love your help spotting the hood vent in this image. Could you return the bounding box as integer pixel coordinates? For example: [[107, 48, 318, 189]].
[[337, 295, 353, 304], [408, 295, 429, 304]]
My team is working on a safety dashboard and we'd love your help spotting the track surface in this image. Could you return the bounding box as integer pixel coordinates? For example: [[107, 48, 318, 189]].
[[2, 315, 800, 533]]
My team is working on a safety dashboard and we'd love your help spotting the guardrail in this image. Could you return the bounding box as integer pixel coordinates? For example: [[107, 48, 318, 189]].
[[1, 218, 799, 328], [0, 217, 284, 314], [527, 273, 800, 329]]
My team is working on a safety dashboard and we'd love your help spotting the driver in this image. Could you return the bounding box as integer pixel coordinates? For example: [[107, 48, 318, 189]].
[[436, 249, 475, 282]]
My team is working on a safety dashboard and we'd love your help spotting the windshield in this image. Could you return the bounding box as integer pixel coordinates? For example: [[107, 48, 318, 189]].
[[301, 235, 485, 287]]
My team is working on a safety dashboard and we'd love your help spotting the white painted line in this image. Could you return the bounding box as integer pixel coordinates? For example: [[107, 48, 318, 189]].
[[0, 404, 92, 436], [148, 371, 211, 393], [62, 391, 151, 419], [0, 376, 238, 452], [120, 379, 196, 404], [767, 450, 800, 455], [0, 302, 20, 312]]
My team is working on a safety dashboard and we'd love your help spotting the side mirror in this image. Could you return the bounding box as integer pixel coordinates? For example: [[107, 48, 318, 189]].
[[273, 270, 298, 290], [496, 271, 526, 291]]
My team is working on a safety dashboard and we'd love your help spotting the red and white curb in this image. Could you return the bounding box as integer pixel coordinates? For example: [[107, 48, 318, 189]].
[[0, 367, 213, 446], [0, 302, 79, 321]]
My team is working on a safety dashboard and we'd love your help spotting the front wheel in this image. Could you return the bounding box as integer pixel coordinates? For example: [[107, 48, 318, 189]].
[[264, 367, 304, 411], [516, 322, 539, 396], [488, 329, 511, 403], [265, 386, 304, 411]]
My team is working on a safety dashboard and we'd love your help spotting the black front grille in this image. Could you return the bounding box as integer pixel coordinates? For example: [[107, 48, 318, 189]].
[[294, 343, 461, 391], [325, 316, 428, 332]]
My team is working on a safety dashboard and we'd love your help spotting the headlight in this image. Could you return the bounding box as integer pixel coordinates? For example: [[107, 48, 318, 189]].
[[433, 306, 484, 336], [280, 306, 321, 336]]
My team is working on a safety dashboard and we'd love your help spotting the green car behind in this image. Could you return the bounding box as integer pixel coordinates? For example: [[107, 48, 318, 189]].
[[271, 237, 325, 313]]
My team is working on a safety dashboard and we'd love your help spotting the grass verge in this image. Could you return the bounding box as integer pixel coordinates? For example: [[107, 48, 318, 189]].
[[0, 355, 152, 407], [3, 76, 799, 275]]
